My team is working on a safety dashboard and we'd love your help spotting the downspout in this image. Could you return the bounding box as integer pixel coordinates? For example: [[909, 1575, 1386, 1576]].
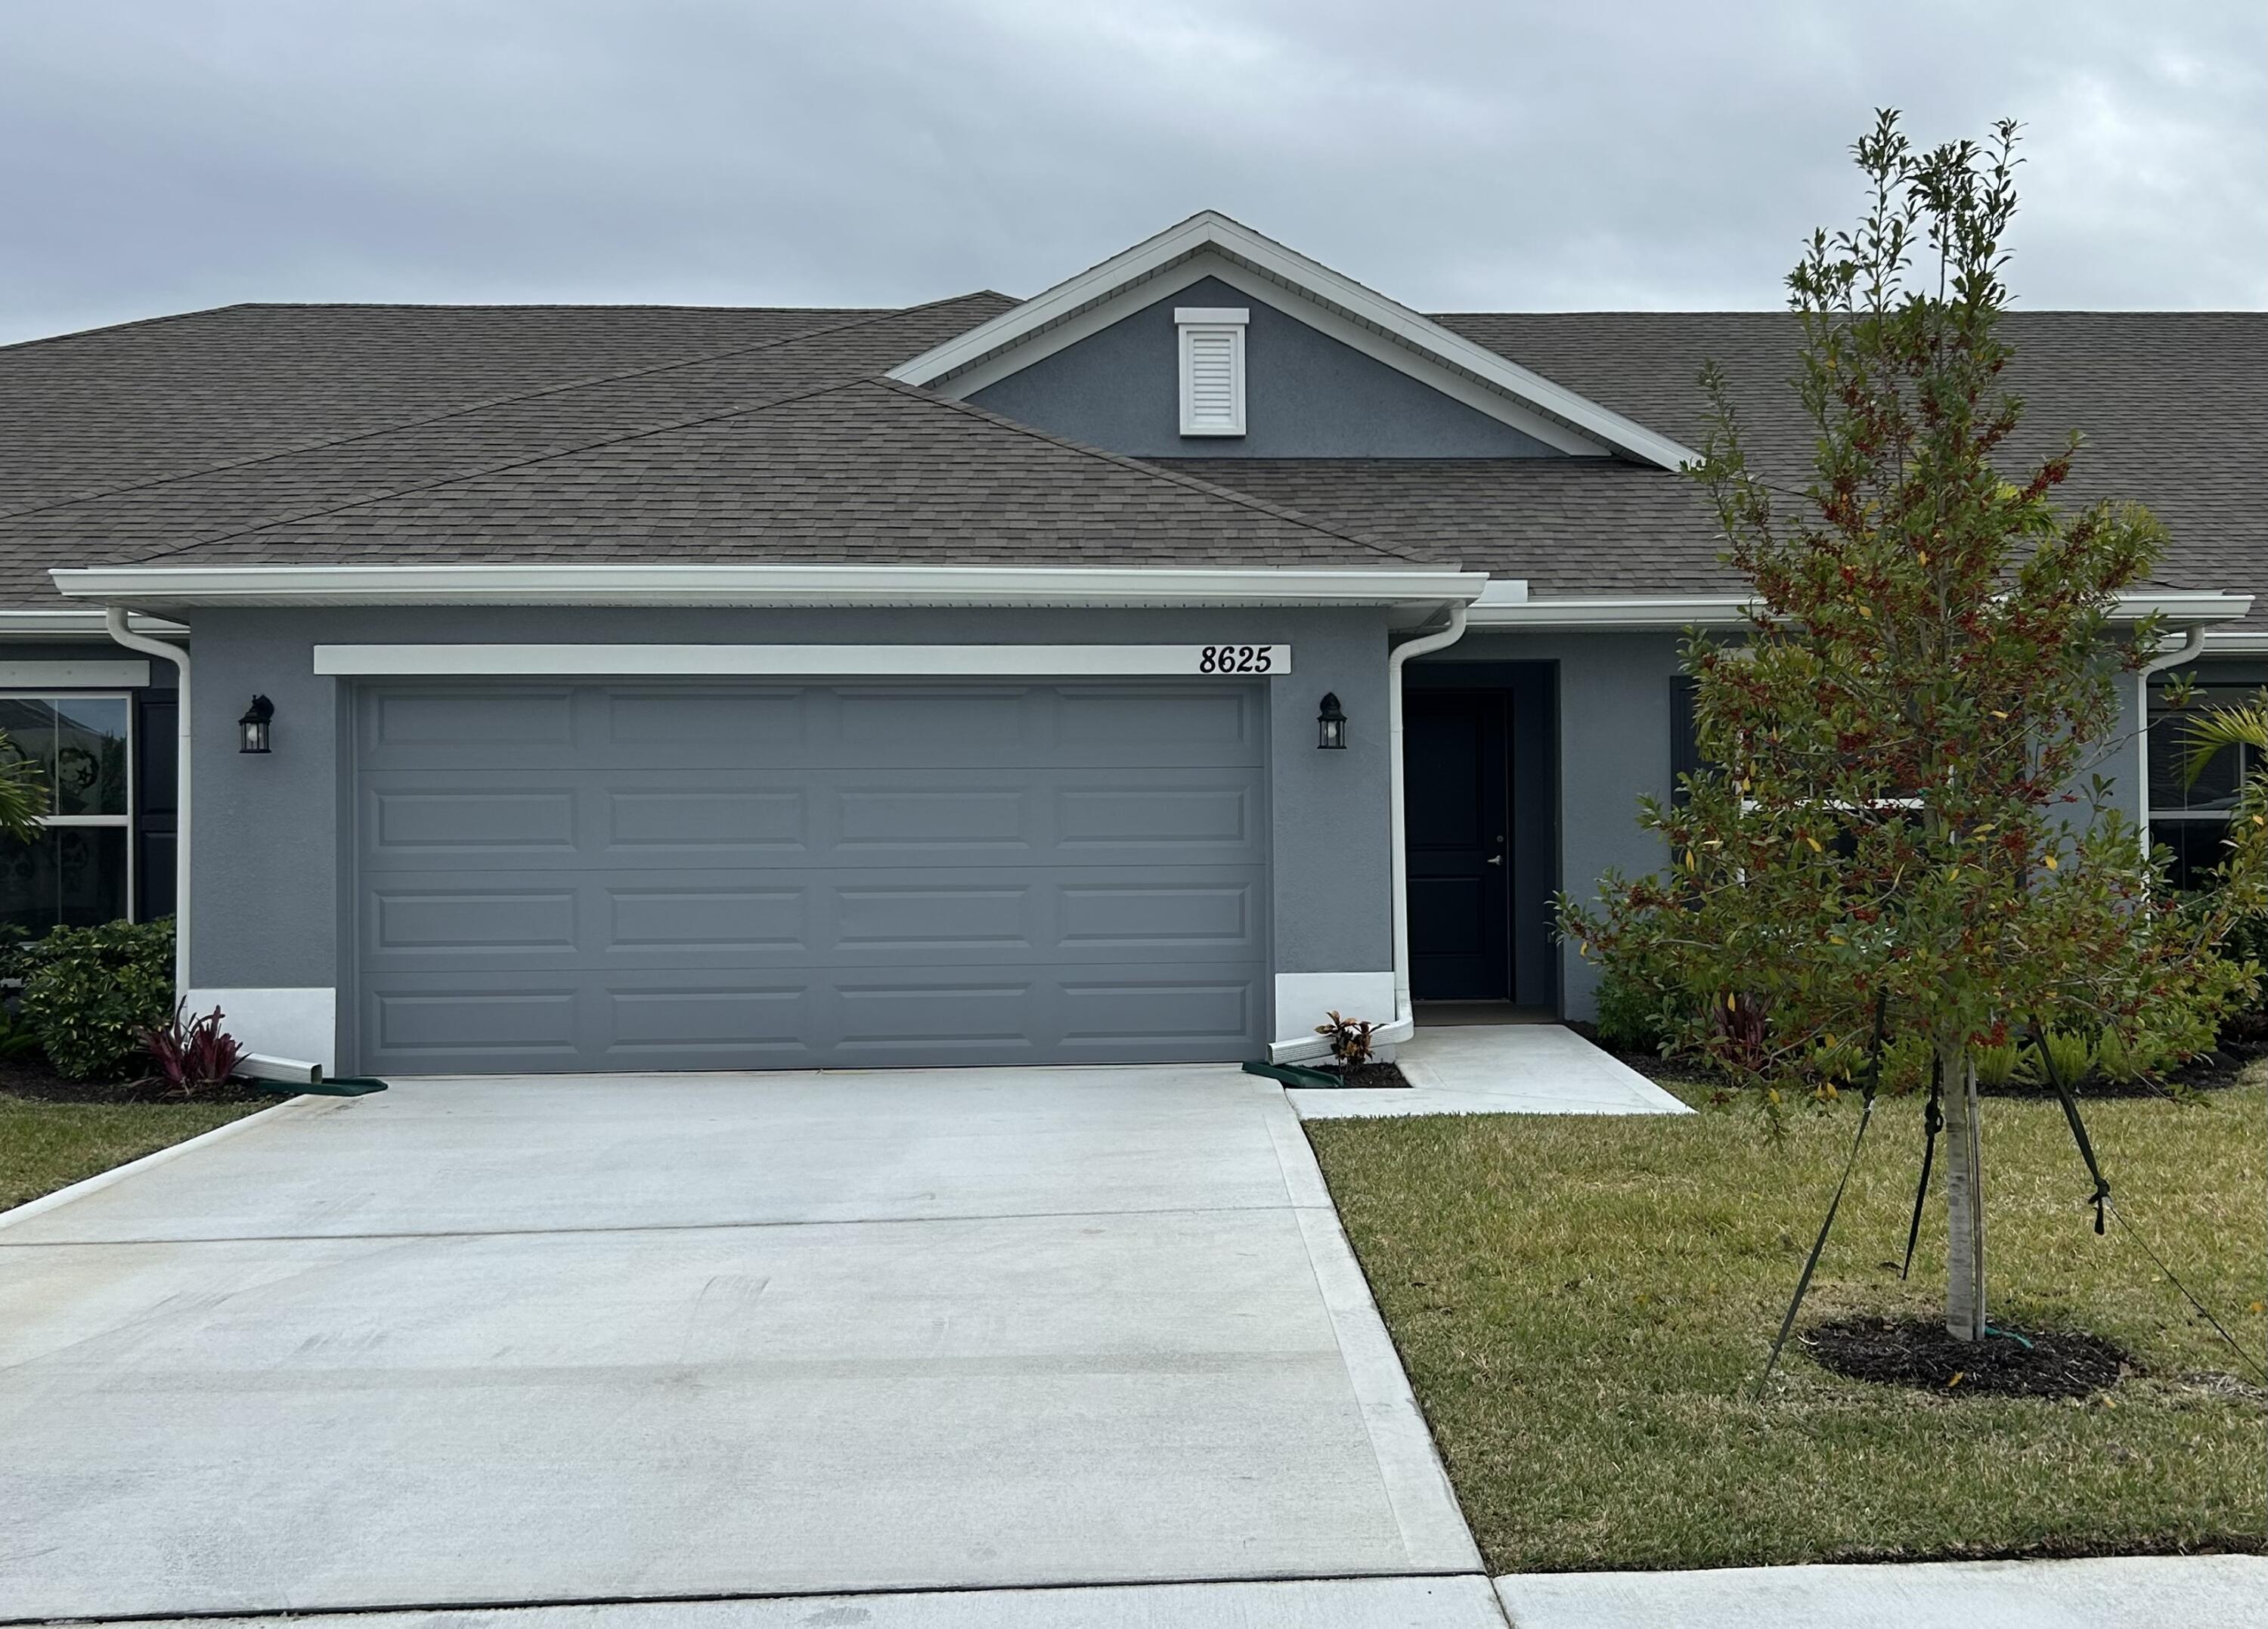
[[103, 608, 191, 996], [2136, 624, 2209, 854], [1385, 603, 1470, 1039]]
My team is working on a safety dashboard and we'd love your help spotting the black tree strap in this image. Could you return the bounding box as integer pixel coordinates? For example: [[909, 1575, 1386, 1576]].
[[1899, 1053, 1945, 1279], [1755, 989, 1892, 1401], [2029, 1014, 2110, 1234], [2026, 1015, 2267, 1386]]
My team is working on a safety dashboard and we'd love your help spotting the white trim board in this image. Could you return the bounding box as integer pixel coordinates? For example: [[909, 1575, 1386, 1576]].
[[888, 210, 1699, 469], [0, 659, 150, 687], [185, 986, 336, 1075], [56, 562, 1485, 616], [1466, 590, 2255, 631], [317, 643, 1294, 678]]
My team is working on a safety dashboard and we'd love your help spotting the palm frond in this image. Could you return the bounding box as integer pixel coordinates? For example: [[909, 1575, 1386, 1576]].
[[2179, 701, 2268, 789], [0, 737, 45, 844]]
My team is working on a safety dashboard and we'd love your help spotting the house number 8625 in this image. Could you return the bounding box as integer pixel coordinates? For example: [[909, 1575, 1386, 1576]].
[[1198, 645, 1274, 674]]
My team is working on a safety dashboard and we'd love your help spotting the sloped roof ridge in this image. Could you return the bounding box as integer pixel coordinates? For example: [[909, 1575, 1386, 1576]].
[[0, 292, 1009, 526], [136, 371, 1447, 571], [0, 302, 268, 358], [126, 373, 886, 565], [875, 379, 1446, 568]]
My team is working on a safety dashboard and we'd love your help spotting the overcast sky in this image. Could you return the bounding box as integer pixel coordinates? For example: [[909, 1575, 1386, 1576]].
[[2, 2, 2261, 345]]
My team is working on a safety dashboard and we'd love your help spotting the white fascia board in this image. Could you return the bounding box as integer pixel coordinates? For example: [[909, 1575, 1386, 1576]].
[[317, 643, 1294, 678], [0, 608, 188, 641], [1467, 589, 2254, 632], [53, 562, 1487, 610], [2201, 628, 2268, 654], [932, 252, 1606, 459], [1469, 595, 1749, 630], [889, 210, 1699, 470]]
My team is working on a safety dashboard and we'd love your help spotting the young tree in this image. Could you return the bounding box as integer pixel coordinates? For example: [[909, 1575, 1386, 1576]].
[[1562, 113, 2263, 1341]]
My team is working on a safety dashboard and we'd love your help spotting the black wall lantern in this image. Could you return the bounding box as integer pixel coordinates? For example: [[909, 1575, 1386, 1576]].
[[1316, 692, 1347, 750], [237, 695, 274, 754]]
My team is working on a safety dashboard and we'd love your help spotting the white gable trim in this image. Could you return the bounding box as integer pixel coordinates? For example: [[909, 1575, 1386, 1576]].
[[890, 211, 1699, 470]]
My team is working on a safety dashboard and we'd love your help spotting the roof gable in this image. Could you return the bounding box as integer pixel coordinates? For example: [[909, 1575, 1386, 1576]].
[[889, 211, 1698, 471]]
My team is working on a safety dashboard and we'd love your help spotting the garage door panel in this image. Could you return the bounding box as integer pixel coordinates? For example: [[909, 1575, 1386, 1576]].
[[603, 983, 813, 1059], [1056, 974, 1257, 1055], [373, 887, 581, 955], [364, 688, 578, 756], [608, 885, 806, 952], [352, 681, 1269, 1073], [370, 788, 580, 854], [606, 787, 809, 851], [367, 984, 582, 1060]]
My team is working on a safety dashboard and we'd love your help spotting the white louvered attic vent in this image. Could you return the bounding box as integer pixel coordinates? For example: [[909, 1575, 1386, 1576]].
[[1176, 306, 1247, 437]]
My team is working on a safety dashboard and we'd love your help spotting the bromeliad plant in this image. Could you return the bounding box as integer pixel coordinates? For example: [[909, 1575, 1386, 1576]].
[[141, 1003, 247, 1098], [1560, 112, 2266, 1343]]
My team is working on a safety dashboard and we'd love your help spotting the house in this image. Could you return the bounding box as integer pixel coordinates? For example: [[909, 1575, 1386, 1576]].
[[1, 212, 2260, 1079]]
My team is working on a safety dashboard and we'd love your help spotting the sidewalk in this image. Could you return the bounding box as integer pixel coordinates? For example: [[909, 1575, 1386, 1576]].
[[1495, 1553, 2268, 1628]]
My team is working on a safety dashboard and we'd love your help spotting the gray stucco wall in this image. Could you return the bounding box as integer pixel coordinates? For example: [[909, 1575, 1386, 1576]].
[[1429, 628, 2186, 1020], [1435, 630, 1689, 1020], [183, 605, 1397, 1037], [967, 274, 1560, 460]]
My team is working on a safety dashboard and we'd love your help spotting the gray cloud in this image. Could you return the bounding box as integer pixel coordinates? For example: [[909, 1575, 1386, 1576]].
[[2, 0, 2260, 344]]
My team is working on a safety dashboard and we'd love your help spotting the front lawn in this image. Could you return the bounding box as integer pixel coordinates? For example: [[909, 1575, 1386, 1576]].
[[1307, 1082, 2267, 1573], [0, 1093, 265, 1212]]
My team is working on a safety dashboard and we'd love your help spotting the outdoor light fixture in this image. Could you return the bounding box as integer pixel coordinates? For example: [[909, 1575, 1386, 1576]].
[[237, 695, 274, 754], [1316, 692, 1347, 750]]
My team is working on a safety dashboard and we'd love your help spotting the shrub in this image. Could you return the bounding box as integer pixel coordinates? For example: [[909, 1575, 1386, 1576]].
[[141, 1004, 246, 1098], [1972, 1039, 2023, 1090], [2019, 1027, 2097, 1093], [19, 918, 175, 1081], [1593, 971, 1669, 1055], [1879, 1033, 1934, 1095]]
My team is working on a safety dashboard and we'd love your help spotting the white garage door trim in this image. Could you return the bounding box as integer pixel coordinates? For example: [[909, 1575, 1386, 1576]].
[[314, 644, 1293, 677]]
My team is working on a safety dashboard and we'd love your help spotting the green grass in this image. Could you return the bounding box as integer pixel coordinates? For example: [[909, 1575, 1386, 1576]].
[[1307, 1081, 2267, 1573], [0, 1092, 264, 1212]]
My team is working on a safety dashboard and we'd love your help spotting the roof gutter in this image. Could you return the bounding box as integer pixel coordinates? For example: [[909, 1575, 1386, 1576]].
[[0, 608, 191, 640], [51, 562, 1487, 615], [1467, 590, 2255, 631]]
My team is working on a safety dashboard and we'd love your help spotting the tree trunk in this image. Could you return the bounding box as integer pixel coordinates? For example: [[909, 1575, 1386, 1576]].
[[1941, 1047, 1986, 1340]]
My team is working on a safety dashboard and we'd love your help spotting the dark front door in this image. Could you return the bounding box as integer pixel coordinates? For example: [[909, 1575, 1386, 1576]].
[[1405, 690, 1510, 1000]]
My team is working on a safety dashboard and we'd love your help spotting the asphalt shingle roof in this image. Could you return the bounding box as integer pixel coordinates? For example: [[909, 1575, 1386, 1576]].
[[0, 296, 1439, 594], [1428, 311, 2268, 622], [2, 299, 2259, 618]]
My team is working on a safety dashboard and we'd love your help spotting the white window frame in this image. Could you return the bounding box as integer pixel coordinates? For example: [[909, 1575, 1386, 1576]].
[[0, 690, 136, 927], [1176, 306, 1247, 437]]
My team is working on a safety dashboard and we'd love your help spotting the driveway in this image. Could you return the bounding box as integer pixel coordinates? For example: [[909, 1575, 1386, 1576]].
[[0, 1068, 1478, 1620]]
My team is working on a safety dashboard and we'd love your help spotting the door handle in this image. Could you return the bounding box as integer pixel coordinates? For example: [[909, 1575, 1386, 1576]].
[[1486, 854, 1504, 866]]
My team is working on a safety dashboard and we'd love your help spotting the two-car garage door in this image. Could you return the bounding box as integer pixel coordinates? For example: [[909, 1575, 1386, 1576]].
[[349, 681, 1270, 1074]]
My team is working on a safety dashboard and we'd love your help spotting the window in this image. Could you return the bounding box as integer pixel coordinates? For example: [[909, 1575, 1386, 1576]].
[[0, 695, 132, 934], [1176, 306, 1247, 436], [2149, 681, 2258, 891]]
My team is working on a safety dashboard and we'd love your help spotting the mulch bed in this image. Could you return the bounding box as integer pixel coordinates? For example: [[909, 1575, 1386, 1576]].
[[0, 1052, 272, 1107], [1568, 1023, 2263, 1098], [1325, 1061, 1411, 1089], [1802, 1314, 2132, 1398]]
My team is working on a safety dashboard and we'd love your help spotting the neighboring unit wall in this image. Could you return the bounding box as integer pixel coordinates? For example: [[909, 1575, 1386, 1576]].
[[183, 604, 1399, 1071], [0, 640, 175, 932], [967, 276, 1561, 460]]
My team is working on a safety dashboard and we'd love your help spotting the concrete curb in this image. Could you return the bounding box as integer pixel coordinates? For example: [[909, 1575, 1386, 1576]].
[[0, 1091, 345, 1235]]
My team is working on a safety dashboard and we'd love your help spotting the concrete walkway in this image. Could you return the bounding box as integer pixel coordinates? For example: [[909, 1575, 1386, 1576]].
[[1291, 1023, 1690, 1119], [0, 1067, 1477, 1620], [1496, 1553, 2268, 1628]]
